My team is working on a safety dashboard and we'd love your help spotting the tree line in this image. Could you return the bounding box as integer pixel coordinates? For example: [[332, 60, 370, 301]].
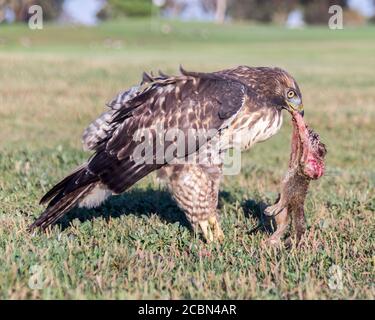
[[1, 0, 374, 25]]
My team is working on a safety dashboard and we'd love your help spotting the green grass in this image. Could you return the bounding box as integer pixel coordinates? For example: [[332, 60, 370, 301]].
[[0, 19, 374, 299]]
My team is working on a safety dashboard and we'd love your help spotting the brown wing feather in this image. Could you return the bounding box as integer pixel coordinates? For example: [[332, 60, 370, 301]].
[[86, 68, 249, 194]]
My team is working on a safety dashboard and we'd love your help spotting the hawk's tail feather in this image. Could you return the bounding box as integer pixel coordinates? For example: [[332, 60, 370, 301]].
[[30, 164, 99, 231], [39, 164, 88, 205], [29, 184, 95, 231]]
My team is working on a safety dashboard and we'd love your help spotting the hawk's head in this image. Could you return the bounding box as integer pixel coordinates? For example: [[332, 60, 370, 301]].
[[263, 67, 304, 116], [235, 66, 304, 116]]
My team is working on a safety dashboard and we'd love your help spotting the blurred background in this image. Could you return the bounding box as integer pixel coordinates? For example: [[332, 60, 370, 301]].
[[1, 0, 375, 26], [0, 0, 374, 149]]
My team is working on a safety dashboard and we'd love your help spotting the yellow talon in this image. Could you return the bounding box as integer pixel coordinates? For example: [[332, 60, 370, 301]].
[[197, 215, 225, 243], [199, 220, 213, 242]]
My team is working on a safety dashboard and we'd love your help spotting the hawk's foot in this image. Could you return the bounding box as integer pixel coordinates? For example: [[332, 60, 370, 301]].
[[198, 216, 224, 243]]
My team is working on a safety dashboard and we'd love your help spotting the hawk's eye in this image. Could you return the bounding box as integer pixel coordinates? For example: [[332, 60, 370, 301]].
[[287, 90, 295, 99]]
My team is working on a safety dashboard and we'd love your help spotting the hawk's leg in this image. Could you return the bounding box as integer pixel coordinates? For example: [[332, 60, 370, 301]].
[[159, 164, 224, 243]]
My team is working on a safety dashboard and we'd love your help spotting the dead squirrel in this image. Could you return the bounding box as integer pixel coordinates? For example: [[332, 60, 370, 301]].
[[265, 111, 327, 245]]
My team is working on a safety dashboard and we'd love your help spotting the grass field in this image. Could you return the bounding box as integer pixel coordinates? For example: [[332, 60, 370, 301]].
[[0, 19, 374, 299]]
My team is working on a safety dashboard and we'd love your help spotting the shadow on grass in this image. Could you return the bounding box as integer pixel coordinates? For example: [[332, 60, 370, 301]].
[[241, 198, 274, 234], [56, 188, 190, 231], [217, 190, 274, 234], [54, 188, 274, 233]]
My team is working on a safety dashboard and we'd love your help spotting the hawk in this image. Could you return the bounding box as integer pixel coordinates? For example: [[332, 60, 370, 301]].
[[29, 66, 304, 242]]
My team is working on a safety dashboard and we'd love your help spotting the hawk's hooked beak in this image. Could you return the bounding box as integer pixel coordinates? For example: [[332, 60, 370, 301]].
[[285, 98, 304, 117]]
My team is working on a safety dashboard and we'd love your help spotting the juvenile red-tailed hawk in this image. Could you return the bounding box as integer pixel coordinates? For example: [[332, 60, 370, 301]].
[[29, 66, 304, 242]]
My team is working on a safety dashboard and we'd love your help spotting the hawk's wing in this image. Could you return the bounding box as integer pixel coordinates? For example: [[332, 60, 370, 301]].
[[84, 68, 249, 194], [82, 72, 170, 152], [81, 85, 140, 152]]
